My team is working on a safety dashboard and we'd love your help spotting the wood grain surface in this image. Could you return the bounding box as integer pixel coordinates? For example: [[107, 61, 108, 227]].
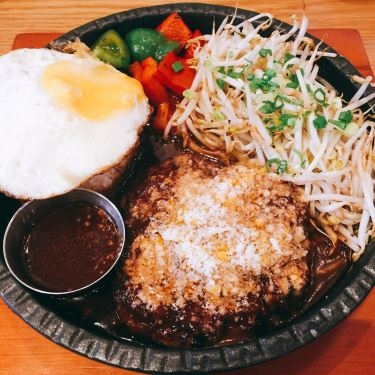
[[1, 0, 375, 72], [0, 1, 374, 374]]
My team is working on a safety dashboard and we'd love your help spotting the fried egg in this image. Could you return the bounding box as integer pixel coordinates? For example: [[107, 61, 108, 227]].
[[0, 48, 150, 200]]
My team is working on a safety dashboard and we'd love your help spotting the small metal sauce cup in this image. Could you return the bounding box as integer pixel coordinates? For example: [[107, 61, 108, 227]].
[[3, 188, 125, 296]]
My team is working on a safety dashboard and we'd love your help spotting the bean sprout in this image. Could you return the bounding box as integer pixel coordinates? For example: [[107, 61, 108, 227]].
[[166, 14, 375, 256]]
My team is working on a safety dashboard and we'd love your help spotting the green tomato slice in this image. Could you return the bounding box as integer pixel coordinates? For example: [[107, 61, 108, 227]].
[[92, 29, 130, 70]]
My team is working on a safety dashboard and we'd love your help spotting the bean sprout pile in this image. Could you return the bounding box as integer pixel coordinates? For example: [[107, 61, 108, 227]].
[[165, 13, 375, 258]]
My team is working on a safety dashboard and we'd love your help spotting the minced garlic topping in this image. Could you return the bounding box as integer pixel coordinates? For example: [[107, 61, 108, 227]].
[[125, 161, 309, 313]]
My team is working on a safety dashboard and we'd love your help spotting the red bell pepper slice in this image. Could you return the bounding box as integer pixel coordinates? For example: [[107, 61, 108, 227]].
[[140, 57, 169, 106], [129, 57, 169, 106], [156, 51, 195, 96], [156, 12, 193, 47], [128, 61, 143, 81], [153, 94, 180, 134]]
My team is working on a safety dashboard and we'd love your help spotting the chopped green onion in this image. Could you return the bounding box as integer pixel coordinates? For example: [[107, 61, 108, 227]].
[[171, 61, 183, 73], [267, 113, 295, 134], [249, 77, 279, 93], [249, 78, 262, 91], [260, 96, 284, 114], [313, 115, 328, 129], [263, 68, 276, 80], [213, 110, 226, 121], [279, 113, 296, 127], [284, 52, 294, 63], [330, 119, 348, 130], [274, 95, 284, 110], [249, 70, 279, 93], [329, 111, 353, 130], [314, 88, 326, 104], [259, 48, 272, 58], [267, 124, 286, 134], [226, 68, 242, 78], [260, 101, 276, 114], [293, 148, 307, 168], [286, 73, 299, 89], [216, 78, 225, 89], [338, 110, 353, 123], [246, 73, 255, 81], [266, 158, 288, 174], [278, 93, 302, 106]]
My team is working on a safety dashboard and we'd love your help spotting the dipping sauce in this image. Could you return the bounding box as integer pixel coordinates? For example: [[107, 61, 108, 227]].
[[22, 201, 120, 292]]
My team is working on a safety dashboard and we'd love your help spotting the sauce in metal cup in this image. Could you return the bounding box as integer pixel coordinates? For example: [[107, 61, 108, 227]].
[[3, 188, 125, 295]]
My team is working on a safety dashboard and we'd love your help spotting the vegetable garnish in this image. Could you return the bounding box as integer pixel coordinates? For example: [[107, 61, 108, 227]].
[[286, 73, 299, 89], [171, 60, 183, 73], [266, 158, 288, 174], [156, 51, 196, 96], [156, 11, 193, 46], [165, 13, 375, 257], [92, 29, 131, 69], [125, 28, 179, 62], [313, 115, 328, 129], [313, 88, 326, 104], [260, 95, 284, 114], [267, 113, 295, 134], [259, 48, 272, 58]]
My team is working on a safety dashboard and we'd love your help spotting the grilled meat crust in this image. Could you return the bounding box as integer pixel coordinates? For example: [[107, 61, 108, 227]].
[[115, 153, 310, 347]]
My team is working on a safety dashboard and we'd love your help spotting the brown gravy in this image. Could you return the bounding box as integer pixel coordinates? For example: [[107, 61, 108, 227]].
[[22, 201, 120, 292], [32, 130, 351, 347]]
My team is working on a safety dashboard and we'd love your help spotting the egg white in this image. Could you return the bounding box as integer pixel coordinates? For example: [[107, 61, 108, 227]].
[[0, 48, 150, 199]]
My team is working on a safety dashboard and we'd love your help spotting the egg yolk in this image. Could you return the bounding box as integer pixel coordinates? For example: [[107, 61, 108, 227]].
[[41, 60, 146, 121]]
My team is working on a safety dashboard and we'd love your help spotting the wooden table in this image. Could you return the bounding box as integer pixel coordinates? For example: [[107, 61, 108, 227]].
[[0, 1, 374, 374]]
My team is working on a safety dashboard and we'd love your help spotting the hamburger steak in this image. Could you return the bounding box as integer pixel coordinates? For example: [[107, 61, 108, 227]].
[[115, 153, 311, 347]]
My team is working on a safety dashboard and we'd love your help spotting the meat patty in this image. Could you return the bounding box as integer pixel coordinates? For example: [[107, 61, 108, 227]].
[[115, 153, 311, 347]]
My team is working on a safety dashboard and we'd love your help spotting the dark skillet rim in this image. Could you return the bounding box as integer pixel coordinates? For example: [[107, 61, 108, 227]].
[[1, 3, 374, 373]]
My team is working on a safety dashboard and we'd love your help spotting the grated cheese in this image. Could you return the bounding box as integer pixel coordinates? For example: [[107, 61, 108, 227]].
[[125, 160, 309, 313]]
